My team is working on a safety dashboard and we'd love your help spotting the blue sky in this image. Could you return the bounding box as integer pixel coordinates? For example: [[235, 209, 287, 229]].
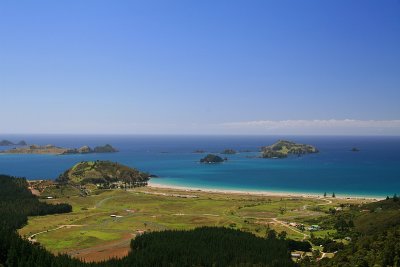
[[1, 0, 399, 135]]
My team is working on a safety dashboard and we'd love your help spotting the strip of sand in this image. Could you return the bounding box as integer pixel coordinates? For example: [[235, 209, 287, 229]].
[[147, 181, 382, 201]]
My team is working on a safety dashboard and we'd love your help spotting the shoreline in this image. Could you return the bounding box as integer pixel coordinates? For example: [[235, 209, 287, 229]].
[[147, 181, 382, 201]]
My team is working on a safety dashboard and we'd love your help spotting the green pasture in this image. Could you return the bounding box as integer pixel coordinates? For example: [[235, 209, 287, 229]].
[[19, 187, 368, 253]]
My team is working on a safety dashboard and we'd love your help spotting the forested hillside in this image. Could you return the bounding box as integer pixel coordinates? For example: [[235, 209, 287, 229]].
[[301, 197, 400, 267]]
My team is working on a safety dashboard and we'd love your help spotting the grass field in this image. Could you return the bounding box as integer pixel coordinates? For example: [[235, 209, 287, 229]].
[[19, 186, 372, 262]]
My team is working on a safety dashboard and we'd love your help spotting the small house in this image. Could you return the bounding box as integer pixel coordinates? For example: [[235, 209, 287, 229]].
[[308, 225, 321, 231]]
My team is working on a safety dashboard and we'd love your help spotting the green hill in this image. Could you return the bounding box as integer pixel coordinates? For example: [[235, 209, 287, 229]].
[[57, 160, 149, 187]]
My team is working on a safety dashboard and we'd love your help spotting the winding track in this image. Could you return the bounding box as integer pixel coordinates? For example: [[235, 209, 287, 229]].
[[28, 225, 84, 242], [273, 197, 334, 240]]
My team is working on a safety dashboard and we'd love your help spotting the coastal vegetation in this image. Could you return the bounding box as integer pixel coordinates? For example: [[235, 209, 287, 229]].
[[302, 196, 400, 267], [2, 167, 397, 267], [261, 140, 319, 158], [20, 170, 369, 264], [200, 154, 226, 163]]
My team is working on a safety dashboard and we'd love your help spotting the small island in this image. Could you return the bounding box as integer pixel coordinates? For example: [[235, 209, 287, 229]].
[[0, 144, 118, 155], [193, 149, 206, 154], [57, 160, 150, 188], [351, 147, 360, 152], [0, 139, 27, 146], [62, 144, 118, 154], [261, 140, 318, 158], [200, 154, 226, 163], [221, 149, 237, 154]]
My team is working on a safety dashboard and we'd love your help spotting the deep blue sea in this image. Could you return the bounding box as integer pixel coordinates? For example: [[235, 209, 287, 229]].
[[0, 135, 399, 198]]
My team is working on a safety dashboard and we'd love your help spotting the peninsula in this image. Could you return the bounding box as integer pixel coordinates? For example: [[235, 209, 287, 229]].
[[57, 160, 149, 187], [261, 140, 318, 158], [0, 144, 118, 155]]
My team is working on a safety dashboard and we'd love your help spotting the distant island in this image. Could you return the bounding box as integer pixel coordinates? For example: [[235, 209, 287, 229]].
[[57, 160, 149, 188], [351, 147, 360, 152], [0, 144, 118, 155], [200, 154, 226, 163], [0, 139, 27, 146], [193, 149, 206, 153], [221, 149, 237, 154], [62, 144, 118, 154], [239, 149, 253, 153], [261, 140, 318, 158]]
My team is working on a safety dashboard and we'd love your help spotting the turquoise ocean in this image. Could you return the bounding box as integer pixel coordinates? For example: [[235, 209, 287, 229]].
[[0, 135, 399, 198]]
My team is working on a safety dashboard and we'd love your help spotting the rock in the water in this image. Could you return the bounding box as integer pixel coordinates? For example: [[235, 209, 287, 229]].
[[221, 149, 237, 154], [200, 154, 225, 163]]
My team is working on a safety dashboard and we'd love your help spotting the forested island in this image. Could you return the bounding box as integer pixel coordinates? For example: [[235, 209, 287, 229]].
[[0, 144, 118, 155], [261, 140, 318, 158], [200, 154, 226, 163]]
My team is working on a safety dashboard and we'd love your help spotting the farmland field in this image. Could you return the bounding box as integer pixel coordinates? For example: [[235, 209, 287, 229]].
[[19, 186, 371, 262]]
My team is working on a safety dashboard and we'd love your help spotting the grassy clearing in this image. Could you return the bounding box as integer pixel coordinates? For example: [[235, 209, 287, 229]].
[[19, 187, 370, 255]]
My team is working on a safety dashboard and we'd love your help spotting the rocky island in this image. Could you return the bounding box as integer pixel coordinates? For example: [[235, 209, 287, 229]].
[[0, 144, 118, 155], [261, 140, 318, 158], [0, 139, 27, 146], [221, 149, 237, 154], [57, 160, 149, 187], [200, 154, 226, 163]]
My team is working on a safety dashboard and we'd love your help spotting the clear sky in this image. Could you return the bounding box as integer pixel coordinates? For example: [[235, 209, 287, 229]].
[[1, 0, 400, 135]]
